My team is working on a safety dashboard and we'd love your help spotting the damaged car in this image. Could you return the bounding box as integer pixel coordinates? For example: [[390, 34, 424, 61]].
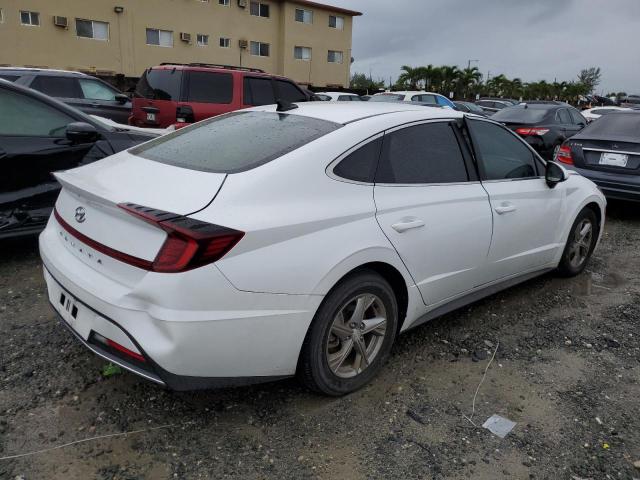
[[0, 80, 157, 239]]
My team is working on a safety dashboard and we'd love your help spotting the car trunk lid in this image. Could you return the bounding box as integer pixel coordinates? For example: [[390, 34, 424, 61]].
[[569, 139, 640, 175]]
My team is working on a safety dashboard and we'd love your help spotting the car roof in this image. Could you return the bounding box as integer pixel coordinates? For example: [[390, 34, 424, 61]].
[[320, 91, 358, 96], [152, 64, 279, 77], [0, 66, 88, 77], [247, 101, 462, 125]]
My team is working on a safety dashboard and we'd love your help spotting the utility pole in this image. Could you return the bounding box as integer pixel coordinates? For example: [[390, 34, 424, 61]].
[[467, 59, 479, 70]]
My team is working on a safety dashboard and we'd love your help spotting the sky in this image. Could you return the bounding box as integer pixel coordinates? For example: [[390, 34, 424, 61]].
[[330, 0, 640, 94]]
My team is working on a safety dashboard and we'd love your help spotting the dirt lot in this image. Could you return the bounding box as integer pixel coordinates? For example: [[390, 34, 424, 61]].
[[1, 201, 639, 480]]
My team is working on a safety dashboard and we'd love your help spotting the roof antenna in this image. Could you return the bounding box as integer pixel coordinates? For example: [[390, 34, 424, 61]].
[[276, 99, 298, 112]]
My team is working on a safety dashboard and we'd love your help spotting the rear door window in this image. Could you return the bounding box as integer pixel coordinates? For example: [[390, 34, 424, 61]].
[[275, 80, 307, 102], [135, 69, 182, 101], [186, 71, 233, 104], [0, 88, 75, 137], [556, 109, 572, 124], [569, 108, 586, 125], [130, 111, 341, 173], [375, 122, 469, 184], [0, 75, 20, 82], [30, 76, 82, 98], [78, 79, 118, 101], [243, 77, 275, 106]]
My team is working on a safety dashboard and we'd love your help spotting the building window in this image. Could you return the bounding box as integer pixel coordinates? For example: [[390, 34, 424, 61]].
[[219, 37, 230, 48], [146, 28, 173, 47], [20, 11, 40, 26], [76, 19, 109, 40], [0, 8, 4, 23], [250, 2, 270, 18], [250, 41, 270, 57], [219, 0, 230, 4], [329, 15, 344, 30], [295, 8, 312, 24], [197, 34, 209, 46], [294, 46, 311, 61], [327, 50, 343, 63]]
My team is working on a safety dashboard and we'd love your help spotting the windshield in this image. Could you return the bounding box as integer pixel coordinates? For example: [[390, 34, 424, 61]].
[[130, 111, 341, 173], [492, 106, 550, 123], [135, 69, 182, 101], [369, 94, 404, 102], [579, 113, 640, 140]]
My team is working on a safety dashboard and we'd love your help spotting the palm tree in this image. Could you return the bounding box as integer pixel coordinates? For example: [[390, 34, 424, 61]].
[[438, 65, 460, 95], [397, 65, 422, 89], [457, 67, 482, 99]]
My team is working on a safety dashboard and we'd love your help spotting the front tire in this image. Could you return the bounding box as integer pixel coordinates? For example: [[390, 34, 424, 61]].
[[557, 208, 598, 277], [298, 270, 398, 396]]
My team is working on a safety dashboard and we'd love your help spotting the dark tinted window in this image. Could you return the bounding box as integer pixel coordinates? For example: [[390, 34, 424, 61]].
[[0, 88, 74, 137], [556, 109, 572, 124], [243, 77, 275, 106], [468, 120, 537, 180], [569, 108, 586, 125], [376, 123, 469, 184], [131, 111, 340, 173], [30, 76, 82, 98], [0, 75, 20, 82], [333, 138, 382, 183], [186, 71, 233, 104], [135, 69, 182, 101], [275, 80, 306, 102], [492, 106, 550, 123], [579, 113, 640, 140]]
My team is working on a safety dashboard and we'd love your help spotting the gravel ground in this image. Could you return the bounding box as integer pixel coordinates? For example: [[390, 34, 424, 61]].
[[1, 201, 639, 480]]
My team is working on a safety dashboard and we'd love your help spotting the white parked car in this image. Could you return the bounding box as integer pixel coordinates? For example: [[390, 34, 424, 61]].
[[316, 92, 364, 102], [370, 90, 456, 108], [40, 102, 605, 396], [580, 106, 633, 123]]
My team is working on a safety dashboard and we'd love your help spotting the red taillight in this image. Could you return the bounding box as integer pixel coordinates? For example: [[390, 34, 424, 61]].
[[515, 127, 550, 136], [106, 339, 147, 363], [555, 145, 574, 165], [54, 205, 244, 273], [118, 203, 244, 273]]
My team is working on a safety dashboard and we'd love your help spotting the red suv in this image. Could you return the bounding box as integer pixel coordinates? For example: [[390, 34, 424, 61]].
[[130, 63, 311, 128]]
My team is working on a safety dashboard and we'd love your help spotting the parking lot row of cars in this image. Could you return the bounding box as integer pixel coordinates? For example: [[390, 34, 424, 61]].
[[1, 58, 638, 395]]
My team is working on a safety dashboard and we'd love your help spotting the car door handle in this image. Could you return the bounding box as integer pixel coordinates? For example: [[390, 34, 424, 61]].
[[391, 218, 425, 233], [494, 203, 517, 215]]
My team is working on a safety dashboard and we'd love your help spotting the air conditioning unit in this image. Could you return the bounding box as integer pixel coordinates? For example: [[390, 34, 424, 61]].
[[238, 39, 248, 49], [53, 16, 68, 28], [180, 32, 192, 43], [238, 0, 247, 8]]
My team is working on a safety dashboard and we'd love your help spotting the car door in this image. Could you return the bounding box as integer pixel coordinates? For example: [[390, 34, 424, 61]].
[[374, 120, 493, 306], [466, 118, 565, 282], [555, 108, 580, 140], [568, 108, 587, 136], [0, 87, 97, 230], [182, 70, 235, 122], [77, 78, 131, 124]]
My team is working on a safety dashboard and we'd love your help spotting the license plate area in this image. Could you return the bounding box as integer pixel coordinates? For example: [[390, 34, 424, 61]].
[[600, 152, 628, 167], [146, 112, 156, 122], [58, 290, 80, 324]]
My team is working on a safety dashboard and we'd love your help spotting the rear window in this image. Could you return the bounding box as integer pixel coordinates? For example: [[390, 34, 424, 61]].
[[186, 71, 232, 104], [30, 76, 82, 98], [492, 106, 550, 123], [369, 94, 404, 102], [135, 69, 182, 101], [0, 74, 20, 82], [130, 111, 341, 173], [579, 113, 640, 140]]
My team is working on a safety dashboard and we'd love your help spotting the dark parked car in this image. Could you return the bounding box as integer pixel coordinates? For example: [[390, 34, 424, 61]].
[[491, 103, 587, 160], [0, 80, 157, 239], [0, 67, 131, 124], [130, 63, 311, 129], [475, 99, 515, 114], [453, 101, 489, 116], [556, 111, 640, 201]]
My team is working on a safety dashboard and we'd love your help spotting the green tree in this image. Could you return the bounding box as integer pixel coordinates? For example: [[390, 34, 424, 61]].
[[350, 72, 385, 93], [577, 67, 602, 93]]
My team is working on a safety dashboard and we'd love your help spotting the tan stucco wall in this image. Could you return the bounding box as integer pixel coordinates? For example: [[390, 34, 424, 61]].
[[0, 0, 355, 87]]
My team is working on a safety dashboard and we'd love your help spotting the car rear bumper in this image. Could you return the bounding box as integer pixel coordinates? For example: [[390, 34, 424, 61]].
[[567, 166, 640, 201], [39, 219, 323, 390]]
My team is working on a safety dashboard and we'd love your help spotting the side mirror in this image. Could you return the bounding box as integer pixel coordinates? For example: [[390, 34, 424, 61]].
[[115, 93, 129, 104], [545, 161, 567, 188], [66, 122, 99, 144]]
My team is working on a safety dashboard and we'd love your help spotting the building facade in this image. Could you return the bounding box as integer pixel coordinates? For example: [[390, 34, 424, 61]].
[[0, 0, 361, 87]]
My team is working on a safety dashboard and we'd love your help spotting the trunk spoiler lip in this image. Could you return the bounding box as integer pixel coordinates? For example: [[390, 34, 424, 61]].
[[53, 170, 118, 207]]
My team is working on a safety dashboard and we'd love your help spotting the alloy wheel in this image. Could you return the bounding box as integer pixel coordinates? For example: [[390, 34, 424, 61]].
[[326, 294, 387, 378], [568, 218, 593, 268]]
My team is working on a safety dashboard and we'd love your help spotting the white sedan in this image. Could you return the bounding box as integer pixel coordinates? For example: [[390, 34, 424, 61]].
[[316, 92, 364, 102], [580, 106, 633, 123], [40, 102, 605, 396]]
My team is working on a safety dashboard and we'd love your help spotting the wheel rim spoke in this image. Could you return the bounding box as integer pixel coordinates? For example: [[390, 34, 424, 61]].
[[352, 335, 369, 371], [328, 339, 353, 371], [361, 317, 387, 335], [350, 294, 375, 323]]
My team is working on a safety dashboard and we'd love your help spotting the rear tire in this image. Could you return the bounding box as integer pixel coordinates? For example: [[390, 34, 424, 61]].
[[557, 208, 598, 277], [297, 270, 398, 396]]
